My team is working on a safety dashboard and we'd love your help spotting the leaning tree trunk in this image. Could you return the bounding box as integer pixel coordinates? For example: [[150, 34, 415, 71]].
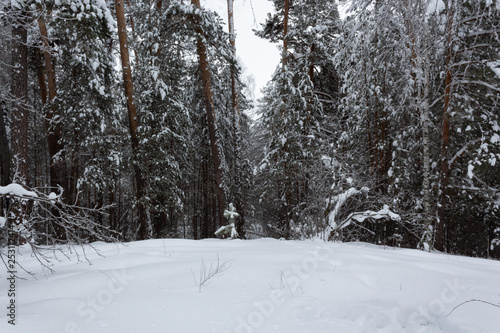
[[192, 0, 227, 230], [115, 0, 150, 239]]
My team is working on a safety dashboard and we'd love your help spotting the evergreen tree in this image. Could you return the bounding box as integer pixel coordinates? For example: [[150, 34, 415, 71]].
[[254, 0, 340, 238]]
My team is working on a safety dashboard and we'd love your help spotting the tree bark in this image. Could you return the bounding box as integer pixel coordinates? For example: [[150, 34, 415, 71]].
[[115, 0, 150, 239], [191, 0, 227, 230]]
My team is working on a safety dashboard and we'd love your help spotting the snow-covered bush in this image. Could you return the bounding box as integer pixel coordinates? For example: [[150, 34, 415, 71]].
[[215, 203, 240, 239]]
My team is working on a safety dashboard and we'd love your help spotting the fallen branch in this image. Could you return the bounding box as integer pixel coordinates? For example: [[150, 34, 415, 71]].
[[446, 299, 500, 317]]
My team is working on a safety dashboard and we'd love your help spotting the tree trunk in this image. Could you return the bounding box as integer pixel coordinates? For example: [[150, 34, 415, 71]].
[[36, 54, 47, 106], [115, 0, 150, 239], [436, 2, 454, 252], [37, 15, 66, 193], [404, 0, 433, 249], [226, 0, 245, 238], [191, 0, 227, 230], [226, 0, 239, 117], [420, 15, 433, 250], [0, 102, 10, 187], [283, 0, 289, 68], [11, 14, 29, 184], [9, 11, 29, 245], [421, 53, 433, 246], [0, 99, 11, 217], [279, 0, 291, 235]]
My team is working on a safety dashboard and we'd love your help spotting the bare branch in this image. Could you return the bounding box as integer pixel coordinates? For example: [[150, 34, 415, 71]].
[[446, 299, 500, 318], [191, 254, 231, 292]]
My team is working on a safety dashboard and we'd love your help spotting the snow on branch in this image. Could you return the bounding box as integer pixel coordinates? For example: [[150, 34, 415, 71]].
[[448, 138, 482, 170], [327, 187, 369, 229], [326, 187, 400, 239], [334, 205, 401, 232], [487, 61, 500, 79], [0, 183, 38, 198]]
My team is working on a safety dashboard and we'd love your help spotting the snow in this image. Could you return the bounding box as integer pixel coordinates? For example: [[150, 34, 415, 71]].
[[1, 239, 500, 332], [47, 192, 59, 202], [0, 216, 5, 228], [215, 223, 239, 239], [331, 205, 401, 233], [223, 203, 240, 221], [351, 205, 401, 223], [94, 0, 116, 32], [0, 184, 38, 198], [487, 61, 500, 79], [467, 164, 474, 179], [328, 187, 369, 227], [491, 133, 499, 144], [427, 0, 446, 15]]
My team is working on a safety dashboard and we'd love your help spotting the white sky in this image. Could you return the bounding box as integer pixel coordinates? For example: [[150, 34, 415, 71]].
[[203, 0, 281, 102]]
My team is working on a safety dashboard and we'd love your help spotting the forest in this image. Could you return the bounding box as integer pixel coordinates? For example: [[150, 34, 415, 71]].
[[0, 0, 499, 259]]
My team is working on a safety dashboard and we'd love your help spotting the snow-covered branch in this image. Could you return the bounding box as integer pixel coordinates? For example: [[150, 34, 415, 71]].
[[332, 204, 401, 234], [0, 183, 120, 273], [327, 187, 369, 229], [456, 80, 500, 93], [448, 138, 483, 170]]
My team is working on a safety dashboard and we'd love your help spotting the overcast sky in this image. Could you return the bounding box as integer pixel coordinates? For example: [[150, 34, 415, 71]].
[[203, 0, 281, 102]]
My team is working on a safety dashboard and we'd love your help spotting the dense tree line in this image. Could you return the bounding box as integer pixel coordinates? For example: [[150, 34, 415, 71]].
[[252, 0, 500, 258], [0, 0, 499, 259], [0, 0, 249, 245]]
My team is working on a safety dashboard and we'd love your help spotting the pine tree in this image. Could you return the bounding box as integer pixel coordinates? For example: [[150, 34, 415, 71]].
[[114, 0, 151, 239], [254, 0, 340, 237]]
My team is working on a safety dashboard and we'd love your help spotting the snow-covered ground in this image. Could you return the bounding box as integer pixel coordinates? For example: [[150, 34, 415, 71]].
[[1, 239, 500, 332]]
